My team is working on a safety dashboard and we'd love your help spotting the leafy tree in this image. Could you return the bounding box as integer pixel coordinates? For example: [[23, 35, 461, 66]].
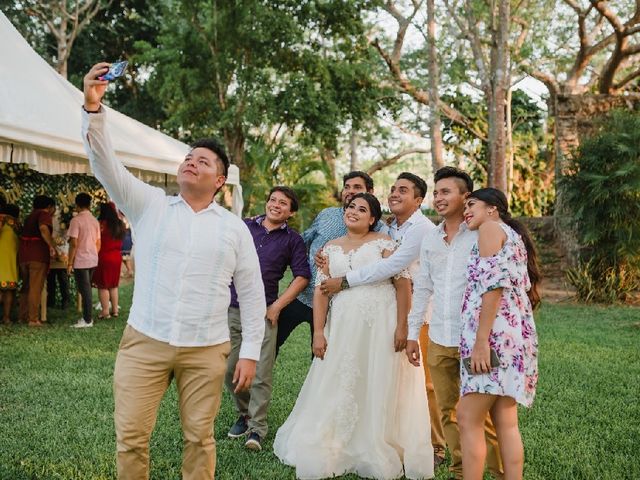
[[440, 89, 554, 215], [2, 0, 109, 78], [560, 109, 640, 302], [66, 0, 166, 127], [134, 0, 390, 213]]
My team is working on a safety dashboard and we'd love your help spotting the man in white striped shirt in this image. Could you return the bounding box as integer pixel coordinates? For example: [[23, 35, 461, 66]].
[[406, 167, 503, 479], [82, 63, 266, 480]]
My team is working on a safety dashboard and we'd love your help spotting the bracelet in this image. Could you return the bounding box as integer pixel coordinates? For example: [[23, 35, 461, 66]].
[[83, 105, 102, 114]]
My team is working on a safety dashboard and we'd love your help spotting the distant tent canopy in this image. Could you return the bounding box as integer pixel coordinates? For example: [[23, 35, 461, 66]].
[[0, 11, 243, 215]]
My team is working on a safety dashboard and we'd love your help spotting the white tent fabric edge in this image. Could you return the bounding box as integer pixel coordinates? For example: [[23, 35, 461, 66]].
[[0, 10, 243, 215]]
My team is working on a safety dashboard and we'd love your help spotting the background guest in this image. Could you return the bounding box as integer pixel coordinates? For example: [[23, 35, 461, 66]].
[[119, 213, 134, 278], [92, 202, 125, 318], [18, 195, 58, 327], [47, 208, 70, 310], [0, 203, 20, 324], [67, 192, 100, 328]]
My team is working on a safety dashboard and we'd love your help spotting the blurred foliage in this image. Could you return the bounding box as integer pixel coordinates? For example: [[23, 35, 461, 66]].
[[441, 89, 554, 216], [559, 109, 640, 303]]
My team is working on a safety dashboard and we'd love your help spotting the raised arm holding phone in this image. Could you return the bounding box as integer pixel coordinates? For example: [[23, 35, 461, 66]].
[[82, 62, 266, 480]]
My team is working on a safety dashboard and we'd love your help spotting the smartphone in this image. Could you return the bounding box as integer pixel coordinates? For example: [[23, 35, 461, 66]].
[[462, 349, 500, 375], [99, 60, 128, 81]]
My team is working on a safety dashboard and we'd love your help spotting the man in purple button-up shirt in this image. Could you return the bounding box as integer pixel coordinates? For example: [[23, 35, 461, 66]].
[[225, 186, 311, 451]]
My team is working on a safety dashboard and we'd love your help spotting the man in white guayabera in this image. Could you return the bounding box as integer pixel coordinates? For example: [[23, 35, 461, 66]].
[[81, 62, 266, 480]]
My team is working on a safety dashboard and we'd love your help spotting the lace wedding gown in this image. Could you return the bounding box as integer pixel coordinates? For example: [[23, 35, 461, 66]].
[[274, 239, 434, 480]]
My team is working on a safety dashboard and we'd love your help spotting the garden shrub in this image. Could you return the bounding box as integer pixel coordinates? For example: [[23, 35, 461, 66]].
[[559, 109, 640, 303]]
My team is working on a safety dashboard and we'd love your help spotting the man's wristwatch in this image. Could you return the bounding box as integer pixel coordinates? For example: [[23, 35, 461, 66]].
[[340, 277, 350, 290]]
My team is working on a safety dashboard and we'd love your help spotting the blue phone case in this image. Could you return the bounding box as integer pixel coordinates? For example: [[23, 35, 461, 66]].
[[100, 61, 128, 81]]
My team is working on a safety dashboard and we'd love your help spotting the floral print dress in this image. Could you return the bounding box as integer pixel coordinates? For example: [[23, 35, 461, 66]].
[[460, 223, 538, 407]]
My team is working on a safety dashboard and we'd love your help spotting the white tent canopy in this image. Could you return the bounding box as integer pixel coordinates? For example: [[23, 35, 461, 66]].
[[0, 11, 243, 215]]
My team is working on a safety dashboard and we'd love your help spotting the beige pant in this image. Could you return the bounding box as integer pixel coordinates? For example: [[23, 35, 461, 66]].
[[428, 339, 503, 479], [113, 325, 230, 480], [419, 324, 447, 458]]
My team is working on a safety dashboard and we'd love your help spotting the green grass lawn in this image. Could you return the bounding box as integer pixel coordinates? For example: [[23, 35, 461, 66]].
[[1, 283, 639, 480]]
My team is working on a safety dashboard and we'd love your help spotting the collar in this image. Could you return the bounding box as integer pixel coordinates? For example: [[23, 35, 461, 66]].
[[437, 219, 468, 233], [254, 214, 289, 232], [391, 208, 424, 229], [168, 194, 222, 214]]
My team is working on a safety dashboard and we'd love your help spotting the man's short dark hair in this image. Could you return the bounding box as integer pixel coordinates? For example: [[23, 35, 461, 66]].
[[75, 192, 92, 209], [343, 171, 374, 191], [397, 172, 427, 198], [434, 166, 474, 193], [33, 195, 55, 209], [191, 138, 230, 178], [267, 186, 299, 213]]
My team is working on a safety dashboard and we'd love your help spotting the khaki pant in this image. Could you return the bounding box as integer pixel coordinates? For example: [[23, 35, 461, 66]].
[[113, 325, 230, 480], [225, 307, 277, 438], [419, 324, 447, 458], [427, 339, 503, 479], [19, 261, 48, 323]]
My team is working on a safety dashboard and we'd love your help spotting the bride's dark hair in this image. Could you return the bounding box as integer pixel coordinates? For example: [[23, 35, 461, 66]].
[[348, 192, 382, 231]]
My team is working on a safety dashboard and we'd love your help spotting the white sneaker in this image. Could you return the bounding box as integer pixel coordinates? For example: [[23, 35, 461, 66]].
[[71, 319, 93, 328]]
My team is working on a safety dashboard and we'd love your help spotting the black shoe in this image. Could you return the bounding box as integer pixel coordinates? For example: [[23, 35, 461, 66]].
[[227, 415, 249, 438], [244, 432, 262, 451]]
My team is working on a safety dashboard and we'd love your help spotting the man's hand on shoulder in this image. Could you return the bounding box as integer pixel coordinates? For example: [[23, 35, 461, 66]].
[[233, 358, 257, 393], [83, 63, 110, 112]]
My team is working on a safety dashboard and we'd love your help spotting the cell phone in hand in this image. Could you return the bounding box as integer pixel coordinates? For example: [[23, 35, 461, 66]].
[[99, 60, 128, 81], [462, 349, 500, 375]]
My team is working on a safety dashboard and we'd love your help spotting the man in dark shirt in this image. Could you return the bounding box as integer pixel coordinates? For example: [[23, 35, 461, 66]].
[[18, 195, 59, 326], [225, 186, 311, 451]]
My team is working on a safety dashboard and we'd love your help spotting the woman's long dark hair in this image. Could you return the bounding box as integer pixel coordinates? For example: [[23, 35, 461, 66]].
[[348, 193, 382, 231], [98, 202, 125, 240], [468, 188, 541, 309]]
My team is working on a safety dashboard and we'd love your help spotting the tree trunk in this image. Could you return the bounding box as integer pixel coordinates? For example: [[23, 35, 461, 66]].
[[56, 15, 68, 78], [223, 125, 246, 172], [487, 0, 509, 192], [321, 147, 339, 201], [426, 0, 444, 173], [349, 128, 358, 171]]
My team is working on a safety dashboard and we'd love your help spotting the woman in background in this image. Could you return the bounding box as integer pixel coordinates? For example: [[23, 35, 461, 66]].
[[92, 202, 125, 318], [0, 204, 20, 324]]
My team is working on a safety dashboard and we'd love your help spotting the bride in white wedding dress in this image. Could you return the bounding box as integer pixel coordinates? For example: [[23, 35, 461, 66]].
[[274, 193, 433, 480]]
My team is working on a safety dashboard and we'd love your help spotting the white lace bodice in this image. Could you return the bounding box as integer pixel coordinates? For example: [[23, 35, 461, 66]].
[[315, 238, 409, 286]]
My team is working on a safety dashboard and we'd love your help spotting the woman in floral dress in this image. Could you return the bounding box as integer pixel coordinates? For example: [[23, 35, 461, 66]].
[[457, 188, 540, 480]]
